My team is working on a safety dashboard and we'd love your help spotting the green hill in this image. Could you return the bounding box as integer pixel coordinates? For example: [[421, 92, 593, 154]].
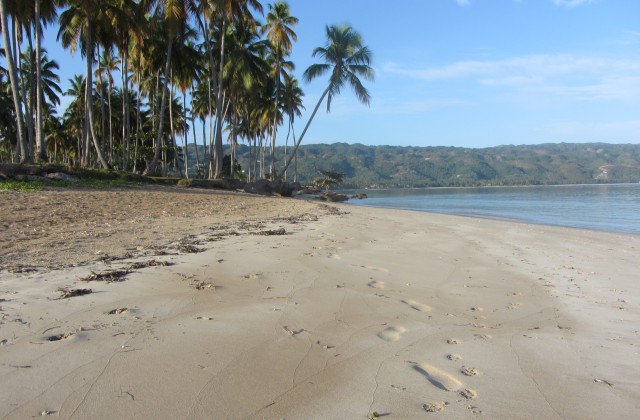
[[186, 142, 640, 188]]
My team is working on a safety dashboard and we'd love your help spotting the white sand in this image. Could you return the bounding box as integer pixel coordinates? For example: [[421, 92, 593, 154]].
[[1, 202, 639, 419]]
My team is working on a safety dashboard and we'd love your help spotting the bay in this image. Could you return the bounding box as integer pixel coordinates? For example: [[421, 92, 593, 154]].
[[344, 184, 640, 234]]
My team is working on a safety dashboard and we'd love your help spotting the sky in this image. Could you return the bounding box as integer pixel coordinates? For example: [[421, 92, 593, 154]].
[[41, 0, 640, 149]]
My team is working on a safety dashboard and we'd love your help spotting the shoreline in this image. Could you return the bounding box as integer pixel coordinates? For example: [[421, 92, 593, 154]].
[[342, 183, 640, 235], [346, 202, 640, 237], [1, 192, 638, 418]]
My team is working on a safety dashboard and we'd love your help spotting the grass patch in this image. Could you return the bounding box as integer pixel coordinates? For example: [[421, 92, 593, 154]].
[[0, 179, 47, 192]]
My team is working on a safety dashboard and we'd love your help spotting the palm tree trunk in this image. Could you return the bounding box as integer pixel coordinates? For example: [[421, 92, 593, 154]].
[[97, 53, 108, 160], [106, 71, 113, 164], [144, 38, 174, 175], [277, 85, 330, 180], [133, 69, 141, 172], [283, 118, 291, 181], [121, 46, 130, 171], [0, 0, 29, 162], [35, 0, 46, 162], [85, 20, 110, 169], [269, 58, 280, 179], [213, 18, 227, 178], [23, 30, 36, 157], [169, 82, 183, 177]]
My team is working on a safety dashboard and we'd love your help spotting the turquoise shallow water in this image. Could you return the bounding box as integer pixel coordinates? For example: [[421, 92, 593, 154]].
[[343, 184, 640, 234]]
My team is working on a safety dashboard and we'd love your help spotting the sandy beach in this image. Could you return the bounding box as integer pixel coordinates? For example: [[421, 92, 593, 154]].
[[1, 187, 639, 419]]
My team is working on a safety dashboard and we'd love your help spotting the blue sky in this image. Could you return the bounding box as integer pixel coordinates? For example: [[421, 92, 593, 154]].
[[43, 0, 640, 149], [284, 0, 640, 148]]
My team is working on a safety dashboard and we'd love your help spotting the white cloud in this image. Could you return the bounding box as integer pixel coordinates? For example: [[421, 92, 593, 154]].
[[383, 55, 640, 102], [372, 98, 469, 115], [553, 0, 592, 8]]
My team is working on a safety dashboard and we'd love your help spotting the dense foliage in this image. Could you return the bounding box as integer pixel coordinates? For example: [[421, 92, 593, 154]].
[[0, 1, 375, 182], [209, 142, 640, 188]]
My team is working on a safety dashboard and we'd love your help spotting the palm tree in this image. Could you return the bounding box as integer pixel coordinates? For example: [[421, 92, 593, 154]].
[[63, 73, 86, 158], [278, 24, 374, 180], [58, 0, 112, 168], [144, 0, 191, 175], [20, 47, 62, 154], [262, 1, 297, 179], [223, 16, 269, 178], [33, 0, 58, 162], [107, 0, 144, 171], [279, 71, 303, 180], [0, 0, 29, 162], [211, 0, 262, 178], [95, 48, 119, 161]]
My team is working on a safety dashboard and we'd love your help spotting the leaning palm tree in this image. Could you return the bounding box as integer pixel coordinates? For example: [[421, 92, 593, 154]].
[[278, 24, 374, 180]]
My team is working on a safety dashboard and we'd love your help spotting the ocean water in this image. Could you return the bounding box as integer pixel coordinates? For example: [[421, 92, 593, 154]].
[[344, 184, 640, 234]]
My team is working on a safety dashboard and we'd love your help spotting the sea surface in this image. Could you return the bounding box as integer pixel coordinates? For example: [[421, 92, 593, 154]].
[[343, 184, 640, 234]]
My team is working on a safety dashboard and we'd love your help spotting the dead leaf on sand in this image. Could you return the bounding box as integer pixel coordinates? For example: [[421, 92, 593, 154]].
[[108, 307, 128, 315], [58, 288, 92, 299], [254, 228, 287, 236], [80, 270, 129, 283], [48, 332, 74, 341]]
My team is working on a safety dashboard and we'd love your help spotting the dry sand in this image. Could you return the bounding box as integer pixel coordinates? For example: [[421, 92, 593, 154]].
[[1, 187, 639, 419]]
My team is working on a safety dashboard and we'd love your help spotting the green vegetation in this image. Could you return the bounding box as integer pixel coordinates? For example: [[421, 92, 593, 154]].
[[312, 169, 344, 190], [214, 142, 640, 188], [0, 164, 150, 192], [0, 179, 48, 192], [1, 1, 373, 185]]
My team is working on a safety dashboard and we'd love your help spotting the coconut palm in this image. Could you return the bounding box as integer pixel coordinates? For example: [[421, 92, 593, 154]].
[[95, 48, 119, 161], [143, 0, 191, 175], [262, 1, 297, 179], [279, 71, 303, 180], [107, 0, 145, 170], [0, 0, 29, 162], [20, 47, 62, 152], [63, 73, 86, 157], [58, 0, 113, 168], [32, 0, 59, 162], [278, 24, 374, 180], [210, 0, 263, 178], [223, 17, 269, 178]]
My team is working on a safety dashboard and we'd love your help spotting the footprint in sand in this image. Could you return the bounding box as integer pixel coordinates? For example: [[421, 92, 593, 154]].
[[447, 353, 463, 361], [447, 338, 462, 345], [423, 402, 447, 412], [402, 299, 432, 312], [368, 280, 385, 290], [377, 326, 406, 342], [410, 362, 464, 391], [507, 302, 522, 310], [360, 265, 389, 273], [459, 388, 478, 400], [460, 366, 481, 376], [474, 334, 493, 341]]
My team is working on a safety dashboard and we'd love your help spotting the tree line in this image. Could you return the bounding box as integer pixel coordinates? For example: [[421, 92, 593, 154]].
[[225, 142, 640, 188], [0, 0, 373, 180]]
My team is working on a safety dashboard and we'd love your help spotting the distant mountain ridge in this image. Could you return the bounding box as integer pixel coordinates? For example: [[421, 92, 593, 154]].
[[187, 142, 640, 188]]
